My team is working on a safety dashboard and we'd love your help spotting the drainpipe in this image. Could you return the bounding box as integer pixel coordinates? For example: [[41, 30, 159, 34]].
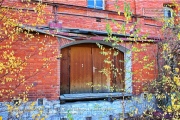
[[57, 37, 61, 98]]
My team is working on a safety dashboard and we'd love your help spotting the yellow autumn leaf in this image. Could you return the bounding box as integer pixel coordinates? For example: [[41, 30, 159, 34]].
[[163, 65, 171, 70], [170, 93, 180, 111], [163, 43, 169, 51], [175, 68, 179, 73], [174, 76, 180, 86], [118, 11, 120, 15], [177, 32, 180, 40]]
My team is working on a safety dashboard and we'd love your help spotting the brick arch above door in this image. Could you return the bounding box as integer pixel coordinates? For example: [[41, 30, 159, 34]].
[[60, 40, 128, 53]]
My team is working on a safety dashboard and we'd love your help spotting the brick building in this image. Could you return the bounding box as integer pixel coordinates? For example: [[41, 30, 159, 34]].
[[0, 0, 179, 119]]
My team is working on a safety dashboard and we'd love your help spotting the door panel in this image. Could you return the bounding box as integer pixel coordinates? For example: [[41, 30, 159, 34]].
[[92, 47, 111, 93], [70, 46, 92, 93], [60, 48, 70, 94], [114, 51, 125, 92]]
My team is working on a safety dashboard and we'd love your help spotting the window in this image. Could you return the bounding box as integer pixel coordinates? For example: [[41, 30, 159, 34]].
[[164, 7, 173, 18], [87, 0, 104, 10], [164, 6, 174, 27]]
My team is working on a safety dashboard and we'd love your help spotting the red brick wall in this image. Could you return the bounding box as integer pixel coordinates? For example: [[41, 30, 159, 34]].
[[3, 0, 179, 36], [131, 42, 158, 94], [1, 0, 179, 100], [0, 34, 158, 101], [0, 33, 60, 101], [118, 42, 158, 95]]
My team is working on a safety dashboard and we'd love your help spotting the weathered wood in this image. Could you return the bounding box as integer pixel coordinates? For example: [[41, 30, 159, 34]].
[[114, 50, 125, 92], [92, 47, 111, 93], [60, 43, 125, 95], [60, 48, 70, 94], [70, 46, 92, 93]]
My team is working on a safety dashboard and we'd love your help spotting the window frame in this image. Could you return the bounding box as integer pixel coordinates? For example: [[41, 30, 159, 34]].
[[164, 6, 174, 27], [164, 7, 173, 18]]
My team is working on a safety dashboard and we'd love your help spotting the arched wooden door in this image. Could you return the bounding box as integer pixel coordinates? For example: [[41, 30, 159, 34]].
[[60, 43, 124, 94]]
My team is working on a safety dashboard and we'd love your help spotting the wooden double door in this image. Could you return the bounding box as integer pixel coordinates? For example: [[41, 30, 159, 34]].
[[60, 44, 124, 94]]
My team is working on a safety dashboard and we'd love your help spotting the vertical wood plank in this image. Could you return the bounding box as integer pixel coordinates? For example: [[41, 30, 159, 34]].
[[60, 47, 70, 94], [92, 47, 111, 93], [70, 46, 92, 93], [114, 51, 125, 92]]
